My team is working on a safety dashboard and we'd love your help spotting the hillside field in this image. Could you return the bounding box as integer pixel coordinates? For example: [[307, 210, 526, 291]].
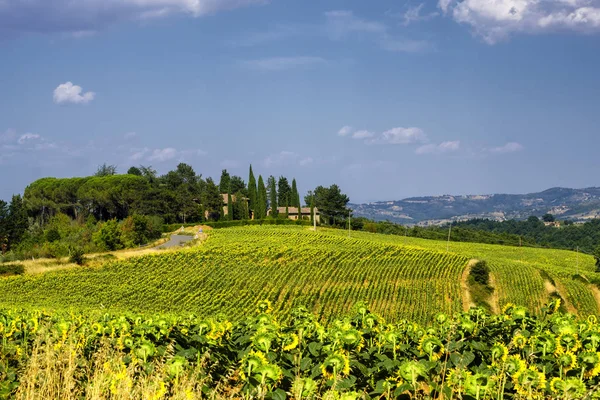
[[0, 225, 598, 323]]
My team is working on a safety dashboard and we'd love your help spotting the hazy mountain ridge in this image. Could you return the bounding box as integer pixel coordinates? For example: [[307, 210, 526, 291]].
[[351, 187, 600, 226]]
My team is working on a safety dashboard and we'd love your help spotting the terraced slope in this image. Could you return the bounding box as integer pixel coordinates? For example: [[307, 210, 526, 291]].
[[0, 226, 469, 323], [325, 229, 600, 316]]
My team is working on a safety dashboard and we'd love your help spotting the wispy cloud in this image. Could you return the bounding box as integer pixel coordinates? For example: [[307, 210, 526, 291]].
[[0, 0, 268, 35], [489, 142, 524, 154], [415, 141, 460, 155], [325, 10, 434, 52], [129, 147, 206, 163], [352, 130, 375, 139], [263, 150, 314, 167], [370, 127, 429, 145], [439, 0, 600, 44], [337, 126, 353, 137], [231, 10, 434, 53], [53, 82, 95, 105], [241, 56, 327, 71], [398, 3, 440, 26]]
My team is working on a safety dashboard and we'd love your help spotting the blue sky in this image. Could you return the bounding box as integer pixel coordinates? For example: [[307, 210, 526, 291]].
[[1, 0, 599, 203]]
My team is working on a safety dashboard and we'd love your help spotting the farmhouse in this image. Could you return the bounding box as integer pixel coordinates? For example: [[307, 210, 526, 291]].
[[267, 207, 320, 223]]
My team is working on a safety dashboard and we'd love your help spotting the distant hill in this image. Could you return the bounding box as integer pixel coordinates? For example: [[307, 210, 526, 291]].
[[351, 187, 600, 226]]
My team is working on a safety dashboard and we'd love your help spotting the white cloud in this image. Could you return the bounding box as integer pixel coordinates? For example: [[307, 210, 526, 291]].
[[415, 140, 461, 155], [373, 127, 429, 144], [129, 146, 205, 162], [337, 125, 353, 137], [17, 133, 41, 144], [148, 148, 177, 162], [299, 157, 314, 166], [124, 131, 137, 139], [241, 56, 326, 71], [53, 82, 95, 104], [490, 142, 524, 153], [352, 130, 375, 139], [401, 4, 440, 26], [440, 0, 600, 43], [0, 0, 267, 34]]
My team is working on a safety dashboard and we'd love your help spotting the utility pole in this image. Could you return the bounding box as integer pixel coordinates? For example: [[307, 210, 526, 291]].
[[313, 207, 317, 231], [348, 211, 351, 237], [577, 246, 580, 275], [446, 224, 452, 253]]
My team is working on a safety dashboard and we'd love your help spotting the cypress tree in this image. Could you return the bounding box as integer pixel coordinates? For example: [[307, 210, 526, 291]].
[[268, 176, 278, 218], [248, 165, 257, 218], [257, 175, 267, 219], [227, 187, 233, 221], [291, 178, 299, 217], [219, 170, 231, 193]]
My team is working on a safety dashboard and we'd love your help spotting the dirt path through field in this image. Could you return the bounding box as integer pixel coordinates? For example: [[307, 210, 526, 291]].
[[544, 278, 577, 314], [460, 260, 477, 311], [488, 273, 500, 314], [589, 284, 600, 313]]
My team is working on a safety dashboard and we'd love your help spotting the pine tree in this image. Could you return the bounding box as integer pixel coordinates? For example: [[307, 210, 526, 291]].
[[248, 165, 257, 219], [268, 176, 278, 219], [7, 195, 28, 250]]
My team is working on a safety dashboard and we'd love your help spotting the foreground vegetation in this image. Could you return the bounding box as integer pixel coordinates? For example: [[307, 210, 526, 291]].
[[2, 301, 600, 399]]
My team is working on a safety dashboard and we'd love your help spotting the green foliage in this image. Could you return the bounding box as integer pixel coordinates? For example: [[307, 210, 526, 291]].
[[542, 213, 555, 222], [0, 263, 24, 276], [306, 184, 350, 226], [69, 247, 86, 265], [45, 227, 61, 243], [218, 169, 230, 193], [127, 166, 142, 176], [0, 302, 597, 399], [277, 176, 291, 207], [93, 219, 123, 251], [470, 260, 490, 285], [94, 163, 117, 176], [256, 176, 267, 219], [268, 175, 277, 218], [248, 165, 257, 217]]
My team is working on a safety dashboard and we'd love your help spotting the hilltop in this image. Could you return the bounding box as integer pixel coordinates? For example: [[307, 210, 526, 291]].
[[351, 186, 600, 226]]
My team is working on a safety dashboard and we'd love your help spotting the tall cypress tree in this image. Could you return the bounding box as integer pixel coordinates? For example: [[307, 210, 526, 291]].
[[227, 184, 233, 221], [257, 175, 267, 219], [268, 176, 278, 218], [248, 165, 257, 219], [219, 170, 231, 193], [291, 178, 298, 210]]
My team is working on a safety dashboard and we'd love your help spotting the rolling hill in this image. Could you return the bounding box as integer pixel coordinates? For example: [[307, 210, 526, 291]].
[[0, 225, 598, 323], [351, 186, 600, 226]]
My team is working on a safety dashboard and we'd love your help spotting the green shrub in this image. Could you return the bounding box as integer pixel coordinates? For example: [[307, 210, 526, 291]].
[[69, 247, 86, 265], [0, 263, 25, 276], [470, 260, 490, 286]]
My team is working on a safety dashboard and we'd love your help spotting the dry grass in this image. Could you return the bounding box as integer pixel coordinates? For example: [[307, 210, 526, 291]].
[[14, 336, 230, 400], [13, 226, 212, 277]]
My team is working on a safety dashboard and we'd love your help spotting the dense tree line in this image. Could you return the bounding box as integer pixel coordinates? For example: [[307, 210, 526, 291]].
[[1, 162, 353, 261]]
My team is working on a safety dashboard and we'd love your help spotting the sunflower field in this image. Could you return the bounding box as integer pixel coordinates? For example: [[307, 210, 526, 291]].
[[0, 227, 469, 324], [2, 300, 600, 399]]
